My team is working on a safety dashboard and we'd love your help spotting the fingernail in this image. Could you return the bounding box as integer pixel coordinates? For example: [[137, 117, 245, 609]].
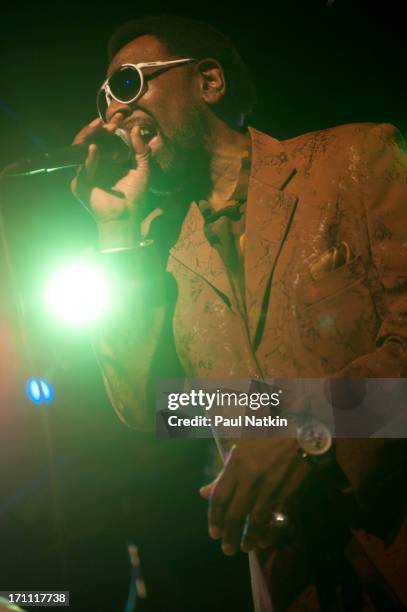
[[209, 526, 221, 540], [222, 543, 235, 556]]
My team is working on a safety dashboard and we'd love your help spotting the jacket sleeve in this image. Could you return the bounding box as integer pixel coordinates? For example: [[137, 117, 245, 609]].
[[91, 244, 184, 431], [338, 123, 407, 377], [334, 123, 407, 538]]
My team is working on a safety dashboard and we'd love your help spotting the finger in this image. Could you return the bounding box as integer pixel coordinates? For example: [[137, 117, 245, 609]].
[[255, 463, 309, 552], [242, 455, 308, 552], [208, 469, 236, 541], [104, 112, 125, 133], [130, 125, 152, 168], [72, 117, 103, 145], [72, 113, 123, 148], [241, 477, 277, 553], [71, 168, 87, 204], [71, 144, 98, 203], [84, 144, 100, 183], [221, 479, 256, 555]]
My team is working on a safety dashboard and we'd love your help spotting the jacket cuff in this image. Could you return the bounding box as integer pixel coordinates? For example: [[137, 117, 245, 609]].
[[98, 219, 138, 252]]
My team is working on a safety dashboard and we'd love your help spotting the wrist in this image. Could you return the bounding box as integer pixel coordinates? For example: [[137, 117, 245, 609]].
[[97, 219, 140, 252], [96, 232, 165, 309]]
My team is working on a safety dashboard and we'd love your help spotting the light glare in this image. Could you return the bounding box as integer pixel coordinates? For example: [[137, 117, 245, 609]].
[[39, 378, 54, 402], [26, 378, 41, 403], [46, 263, 109, 325]]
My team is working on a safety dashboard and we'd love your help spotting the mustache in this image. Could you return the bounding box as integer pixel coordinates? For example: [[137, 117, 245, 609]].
[[122, 115, 158, 131]]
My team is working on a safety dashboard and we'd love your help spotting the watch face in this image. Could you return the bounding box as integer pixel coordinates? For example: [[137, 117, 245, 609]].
[[297, 420, 332, 455]]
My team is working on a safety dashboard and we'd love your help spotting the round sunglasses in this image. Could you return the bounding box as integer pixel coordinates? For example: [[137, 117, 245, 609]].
[[97, 58, 197, 122]]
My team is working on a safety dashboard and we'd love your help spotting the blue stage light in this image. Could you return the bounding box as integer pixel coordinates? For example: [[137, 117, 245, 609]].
[[26, 378, 41, 404], [39, 378, 54, 402], [26, 377, 55, 405]]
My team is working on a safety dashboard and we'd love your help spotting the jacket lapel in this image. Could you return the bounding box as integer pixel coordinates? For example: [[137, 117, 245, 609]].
[[244, 128, 298, 345], [169, 127, 298, 327], [169, 200, 233, 305]]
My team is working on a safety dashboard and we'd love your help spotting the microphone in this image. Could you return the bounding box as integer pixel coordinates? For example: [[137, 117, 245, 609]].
[[6, 129, 131, 177]]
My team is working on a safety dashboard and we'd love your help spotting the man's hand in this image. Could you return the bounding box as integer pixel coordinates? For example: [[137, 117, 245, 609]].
[[70, 114, 152, 243], [199, 437, 311, 555]]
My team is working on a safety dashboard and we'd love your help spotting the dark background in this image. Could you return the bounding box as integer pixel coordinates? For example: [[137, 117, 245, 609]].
[[0, 1, 406, 610]]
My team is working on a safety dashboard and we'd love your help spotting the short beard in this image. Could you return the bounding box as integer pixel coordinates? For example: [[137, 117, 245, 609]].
[[148, 105, 213, 201]]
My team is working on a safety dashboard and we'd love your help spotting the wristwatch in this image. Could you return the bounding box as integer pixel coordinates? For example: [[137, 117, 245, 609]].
[[295, 417, 334, 469], [297, 417, 332, 456]]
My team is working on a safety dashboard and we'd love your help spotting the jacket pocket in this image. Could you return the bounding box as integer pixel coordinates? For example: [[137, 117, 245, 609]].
[[296, 257, 380, 373], [299, 256, 367, 306]]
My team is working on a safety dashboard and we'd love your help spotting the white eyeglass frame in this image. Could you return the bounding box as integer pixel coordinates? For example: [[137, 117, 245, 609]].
[[97, 58, 197, 120]]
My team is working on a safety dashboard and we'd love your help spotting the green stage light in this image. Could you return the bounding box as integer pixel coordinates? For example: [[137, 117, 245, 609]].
[[46, 262, 109, 325]]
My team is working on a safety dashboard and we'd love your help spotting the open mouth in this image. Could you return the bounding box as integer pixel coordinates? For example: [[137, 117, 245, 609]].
[[139, 124, 157, 143], [122, 117, 162, 154]]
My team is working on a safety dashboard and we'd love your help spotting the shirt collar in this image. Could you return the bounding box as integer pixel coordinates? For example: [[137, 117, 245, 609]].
[[199, 146, 251, 224]]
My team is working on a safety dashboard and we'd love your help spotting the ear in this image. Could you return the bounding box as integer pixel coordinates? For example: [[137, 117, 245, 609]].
[[196, 58, 226, 105]]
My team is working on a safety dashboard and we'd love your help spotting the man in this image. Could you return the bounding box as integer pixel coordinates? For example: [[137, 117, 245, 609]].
[[71, 15, 407, 611]]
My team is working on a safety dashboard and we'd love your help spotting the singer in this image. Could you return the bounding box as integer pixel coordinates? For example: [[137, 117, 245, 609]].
[[70, 15, 407, 611]]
